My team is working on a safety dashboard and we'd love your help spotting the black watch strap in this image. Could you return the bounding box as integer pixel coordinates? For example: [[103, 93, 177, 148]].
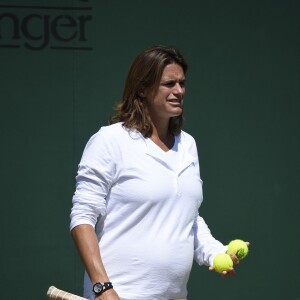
[[93, 282, 113, 295]]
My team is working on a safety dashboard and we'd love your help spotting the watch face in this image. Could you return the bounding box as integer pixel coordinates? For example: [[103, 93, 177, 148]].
[[93, 283, 103, 294]]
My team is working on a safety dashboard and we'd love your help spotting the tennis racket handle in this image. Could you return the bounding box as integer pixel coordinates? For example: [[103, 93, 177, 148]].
[[47, 286, 88, 300]]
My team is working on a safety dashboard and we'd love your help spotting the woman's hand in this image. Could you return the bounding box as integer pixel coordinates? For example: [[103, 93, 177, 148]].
[[209, 257, 236, 277], [95, 288, 120, 300], [209, 241, 250, 277]]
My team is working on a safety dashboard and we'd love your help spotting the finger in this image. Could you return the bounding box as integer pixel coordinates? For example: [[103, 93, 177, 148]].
[[228, 267, 235, 276], [221, 270, 227, 278], [245, 241, 250, 246], [209, 266, 214, 272], [229, 253, 240, 265]]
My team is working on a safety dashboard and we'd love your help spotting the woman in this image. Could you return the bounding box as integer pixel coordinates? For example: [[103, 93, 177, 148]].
[[70, 46, 239, 300]]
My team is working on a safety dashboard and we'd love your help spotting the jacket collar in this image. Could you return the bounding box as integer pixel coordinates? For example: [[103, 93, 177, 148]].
[[144, 133, 196, 174]]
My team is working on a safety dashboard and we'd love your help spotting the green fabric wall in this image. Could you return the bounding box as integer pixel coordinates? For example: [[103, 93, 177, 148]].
[[1, 0, 299, 299]]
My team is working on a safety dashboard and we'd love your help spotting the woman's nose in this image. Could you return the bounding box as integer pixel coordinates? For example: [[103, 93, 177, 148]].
[[174, 82, 184, 94]]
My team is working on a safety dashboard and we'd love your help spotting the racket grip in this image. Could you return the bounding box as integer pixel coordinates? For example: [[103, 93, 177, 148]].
[[47, 286, 88, 300]]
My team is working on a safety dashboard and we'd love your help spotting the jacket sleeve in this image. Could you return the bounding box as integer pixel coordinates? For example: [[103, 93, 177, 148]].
[[70, 130, 116, 230], [193, 215, 228, 266]]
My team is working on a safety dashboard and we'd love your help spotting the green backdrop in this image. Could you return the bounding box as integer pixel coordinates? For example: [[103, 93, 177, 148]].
[[1, 0, 299, 299]]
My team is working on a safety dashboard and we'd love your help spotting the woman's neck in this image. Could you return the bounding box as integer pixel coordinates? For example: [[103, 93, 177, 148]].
[[150, 120, 174, 152]]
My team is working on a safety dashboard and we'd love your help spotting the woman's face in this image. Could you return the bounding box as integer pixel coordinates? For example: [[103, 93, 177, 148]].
[[144, 63, 186, 122]]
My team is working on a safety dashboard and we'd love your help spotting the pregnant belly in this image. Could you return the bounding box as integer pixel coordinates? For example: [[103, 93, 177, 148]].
[[102, 238, 194, 295]]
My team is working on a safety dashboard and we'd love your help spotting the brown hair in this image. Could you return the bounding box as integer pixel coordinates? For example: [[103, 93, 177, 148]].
[[109, 45, 188, 137]]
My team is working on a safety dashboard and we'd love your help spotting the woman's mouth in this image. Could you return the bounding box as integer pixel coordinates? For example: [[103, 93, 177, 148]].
[[167, 98, 183, 106]]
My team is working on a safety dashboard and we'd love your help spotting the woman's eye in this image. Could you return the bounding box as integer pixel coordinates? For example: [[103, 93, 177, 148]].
[[163, 81, 175, 87], [161, 80, 186, 88]]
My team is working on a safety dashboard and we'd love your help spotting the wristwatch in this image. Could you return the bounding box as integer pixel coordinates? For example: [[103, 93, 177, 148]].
[[92, 282, 113, 295]]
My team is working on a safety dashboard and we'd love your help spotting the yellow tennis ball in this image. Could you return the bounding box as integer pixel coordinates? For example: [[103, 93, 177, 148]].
[[227, 239, 249, 260], [213, 253, 233, 273]]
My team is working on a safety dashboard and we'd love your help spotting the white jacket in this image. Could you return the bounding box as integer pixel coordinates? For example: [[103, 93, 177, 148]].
[[70, 122, 226, 300]]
